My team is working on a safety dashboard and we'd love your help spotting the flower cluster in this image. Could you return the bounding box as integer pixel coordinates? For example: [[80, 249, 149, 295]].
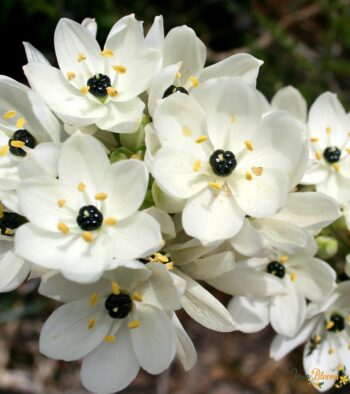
[[0, 14, 348, 393]]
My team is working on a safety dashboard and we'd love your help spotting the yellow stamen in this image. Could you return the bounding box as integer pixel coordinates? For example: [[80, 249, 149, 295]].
[[310, 137, 319, 143], [101, 49, 114, 57], [88, 319, 95, 329], [16, 117, 26, 129], [165, 262, 174, 270], [0, 145, 8, 156], [195, 135, 208, 144], [326, 127, 331, 134], [77, 182, 86, 192], [111, 281, 120, 295], [193, 160, 201, 172], [82, 231, 94, 242], [333, 163, 340, 172], [244, 140, 254, 151], [77, 52, 87, 62], [106, 87, 118, 97], [89, 292, 98, 306], [105, 217, 117, 226], [279, 255, 288, 263], [231, 115, 237, 123], [0, 204, 3, 219], [80, 86, 90, 95], [251, 166, 263, 176], [128, 320, 141, 329], [208, 181, 222, 190], [245, 172, 253, 181], [104, 335, 116, 342], [3, 110, 16, 119], [328, 347, 335, 354], [57, 222, 69, 235], [66, 71, 76, 81], [346, 148, 350, 155], [314, 335, 322, 343], [176, 72, 182, 79], [155, 252, 169, 263], [112, 65, 127, 74], [338, 365, 344, 371], [57, 199, 65, 208], [346, 315, 350, 324], [326, 321, 335, 330], [182, 126, 192, 137], [315, 151, 321, 160], [10, 140, 25, 148], [95, 192, 108, 201], [133, 292, 143, 302], [189, 76, 199, 87], [290, 272, 297, 282], [5, 228, 14, 236]]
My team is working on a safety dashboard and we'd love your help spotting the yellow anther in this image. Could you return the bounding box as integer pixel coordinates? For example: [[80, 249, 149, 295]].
[[95, 192, 108, 201], [104, 335, 116, 342], [195, 135, 208, 143], [209, 182, 222, 190], [231, 115, 237, 123], [3, 110, 16, 119], [189, 76, 199, 87], [251, 166, 263, 176], [130, 153, 142, 160], [0, 204, 3, 219], [111, 281, 120, 295], [5, 228, 14, 236], [57, 222, 69, 235], [279, 255, 288, 263], [82, 231, 94, 242], [244, 140, 254, 151], [66, 71, 76, 81], [77, 182, 86, 192], [333, 163, 340, 172], [101, 49, 114, 57], [77, 52, 87, 62], [16, 117, 26, 129], [57, 199, 65, 208], [346, 315, 350, 324], [315, 151, 321, 160], [310, 137, 319, 143], [88, 319, 95, 329], [106, 87, 118, 97], [346, 148, 350, 155], [112, 65, 127, 74], [193, 160, 201, 172], [165, 262, 174, 270], [245, 172, 253, 181], [182, 126, 192, 137], [326, 127, 332, 134], [176, 72, 182, 79], [80, 86, 90, 95], [155, 252, 169, 263], [89, 292, 98, 306], [0, 145, 8, 156], [314, 335, 322, 343], [326, 321, 335, 330], [338, 365, 344, 371], [133, 292, 143, 302], [105, 217, 117, 226], [328, 347, 335, 354], [128, 320, 141, 329], [290, 272, 297, 282], [10, 140, 25, 148]]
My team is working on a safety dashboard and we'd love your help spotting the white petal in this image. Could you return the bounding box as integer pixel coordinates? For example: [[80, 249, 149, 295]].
[[106, 260, 151, 290], [130, 303, 176, 374], [145, 15, 164, 50], [317, 171, 350, 205], [144, 206, 176, 240], [152, 181, 186, 214], [230, 219, 266, 257], [23, 41, 50, 65], [173, 314, 197, 371], [302, 162, 329, 185], [39, 299, 111, 361], [0, 250, 30, 292], [271, 86, 307, 123], [81, 17, 98, 38]]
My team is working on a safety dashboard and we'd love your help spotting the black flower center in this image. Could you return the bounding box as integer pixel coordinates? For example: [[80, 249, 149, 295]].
[[267, 261, 286, 278], [162, 85, 189, 98], [87, 74, 112, 98], [323, 146, 341, 163], [326, 313, 345, 332], [105, 293, 133, 319], [0, 212, 27, 236], [209, 149, 237, 177], [76, 205, 103, 231], [8, 129, 37, 157]]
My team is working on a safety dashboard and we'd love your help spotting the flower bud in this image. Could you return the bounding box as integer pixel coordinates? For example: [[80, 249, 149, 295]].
[[316, 236, 338, 259]]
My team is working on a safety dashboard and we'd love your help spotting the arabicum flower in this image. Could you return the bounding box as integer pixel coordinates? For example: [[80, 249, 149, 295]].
[[14, 133, 163, 283]]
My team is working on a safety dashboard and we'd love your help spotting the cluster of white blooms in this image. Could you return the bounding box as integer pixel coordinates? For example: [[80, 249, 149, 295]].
[[0, 14, 349, 393]]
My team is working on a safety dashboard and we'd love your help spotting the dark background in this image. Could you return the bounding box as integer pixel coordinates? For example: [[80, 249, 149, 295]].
[[0, 0, 349, 393]]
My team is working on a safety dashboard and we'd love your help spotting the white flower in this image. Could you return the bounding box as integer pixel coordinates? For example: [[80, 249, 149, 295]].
[[151, 77, 306, 244], [271, 85, 307, 124], [213, 237, 336, 337], [38, 262, 182, 394], [14, 133, 163, 283], [270, 282, 350, 391], [24, 16, 162, 134], [301, 92, 350, 204], [144, 16, 263, 116]]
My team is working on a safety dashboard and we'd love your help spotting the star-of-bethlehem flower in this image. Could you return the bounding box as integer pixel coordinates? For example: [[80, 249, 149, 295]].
[[38, 261, 187, 394], [151, 76, 307, 245], [215, 237, 336, 337], [24, 15, 162, 134], [14, 133, 163, 283], [270, 282, 350, 392]]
